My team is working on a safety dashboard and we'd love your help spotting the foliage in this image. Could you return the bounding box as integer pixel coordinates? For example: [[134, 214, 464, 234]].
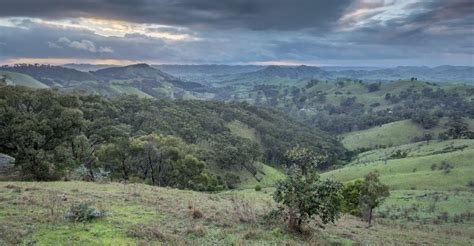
[[65, 202, 106, 222], [254, 184, 262, 191], [284, 146, 326, 175], [274, 148, 343, 231], [0, 86, 83, 180], [0, 85, 344, 189], [274, 168, 343, 231], [443, 117, 474, 139], [359, 172, 390, 225], [341, 180, 363, 216]]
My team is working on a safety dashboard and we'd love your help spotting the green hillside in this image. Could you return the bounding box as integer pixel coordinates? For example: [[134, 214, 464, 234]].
[[0, 71, 49, 89], [324, 139, 474, 190], [0, 64, 211, 100], [341, 118, 474, 150], [322, 139, 474, 228]]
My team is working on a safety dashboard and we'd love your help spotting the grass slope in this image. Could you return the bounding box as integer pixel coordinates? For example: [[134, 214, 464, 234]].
[[324, 139, 474, 191], [0, 71, 49, 89], [341, 118, 474, 150], [1, 181, 471, 245], [322, 139, 474, 233]]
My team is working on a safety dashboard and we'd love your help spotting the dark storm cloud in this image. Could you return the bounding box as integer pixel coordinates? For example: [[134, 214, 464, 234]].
[[0, 0, 472, 66], [346, 0, 474, 47], [0, 0, 352, 30]]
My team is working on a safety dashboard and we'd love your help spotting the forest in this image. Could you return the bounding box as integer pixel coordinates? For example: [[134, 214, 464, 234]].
[[0, 84, 347, 190]]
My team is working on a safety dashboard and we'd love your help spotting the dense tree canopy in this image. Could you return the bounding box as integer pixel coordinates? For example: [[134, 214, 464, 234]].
[[0, 85, 346, 189]]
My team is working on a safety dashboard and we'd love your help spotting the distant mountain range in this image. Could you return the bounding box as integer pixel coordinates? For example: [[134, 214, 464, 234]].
[[335, 65, 474, 83], [62, 63, 118, 72], [1, 64, 472, 100], [58, 64, 474, 84], [0, 64, 211, 99]]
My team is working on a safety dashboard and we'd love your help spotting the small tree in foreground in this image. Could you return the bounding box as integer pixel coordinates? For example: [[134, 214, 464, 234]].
[[341, 179, 363, 216], [359, 172, 390, 226], [274, 169, 343, 232], [274, 147, 343, 232]]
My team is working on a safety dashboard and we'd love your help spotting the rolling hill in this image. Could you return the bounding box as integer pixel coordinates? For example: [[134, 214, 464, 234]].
[[0, 71, 49, 89], [153, 64, 474, 85], [218, 65, 331, 86], [0, 64, 211, 99], [341, 118, 474, 150], [336, 66, 474, 83]]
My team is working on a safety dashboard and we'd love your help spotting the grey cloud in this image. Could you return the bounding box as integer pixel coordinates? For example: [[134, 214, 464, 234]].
[[54, 37, 114, 53], [0, 0, 352, 31], [0, 0, 472, 66]]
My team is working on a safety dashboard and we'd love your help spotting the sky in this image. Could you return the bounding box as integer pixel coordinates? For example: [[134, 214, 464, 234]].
[[0, 0, 473, 67]]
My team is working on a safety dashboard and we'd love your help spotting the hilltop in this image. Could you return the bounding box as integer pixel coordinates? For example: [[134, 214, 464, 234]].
[[0, 64, 210, 99]]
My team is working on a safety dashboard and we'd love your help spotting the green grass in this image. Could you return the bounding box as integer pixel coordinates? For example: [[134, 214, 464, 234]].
[[110, 85, 153, 98], [237, 162, 285, 189], [1, 181, 472, 245], [1, 71, 49, 89], [322, 138, 474, 236], [323, 140, 474, 191], [341, 118, 474, 150], [377, 190, 473, 223], [226, 120, 259, 142]]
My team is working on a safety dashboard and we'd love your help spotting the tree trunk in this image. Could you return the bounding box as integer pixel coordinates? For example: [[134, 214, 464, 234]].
[[368, 207, 373, 226], [85, 158, 95, 182], [148, 154, 156, 186], [121, 159, 129, 180]]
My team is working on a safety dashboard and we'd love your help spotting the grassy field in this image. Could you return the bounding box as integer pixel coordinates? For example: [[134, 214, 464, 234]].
[[322, 138, 474, 241], [341, 118, 474, 150], [1, 181, 472, 245]]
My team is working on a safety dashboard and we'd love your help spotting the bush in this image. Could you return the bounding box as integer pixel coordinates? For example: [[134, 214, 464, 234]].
[[224, 173, 241, 189], [390, 150, 408, 159], [254, 185, 262, 191], [274, 168, 343, 231], [126, 224, 168, 241], [341, 180, 363, 216], [65, 202, 106, 222], [192, 209, 203, 219]]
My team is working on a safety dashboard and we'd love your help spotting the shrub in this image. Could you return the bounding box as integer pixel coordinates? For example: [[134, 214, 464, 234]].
[[341, 180, 363, 216], [359, 172, 390, 225], [126, 224, 167, 241], [274, 168, 343, 232], [192, 209, 204, 219], [390, 150, 408, 159], [185, 225, 206, 237], [65, 202, 106, 222], [439, 161, 454, 174], [254, 185, 262, 191], [224, 173, 241, 189]]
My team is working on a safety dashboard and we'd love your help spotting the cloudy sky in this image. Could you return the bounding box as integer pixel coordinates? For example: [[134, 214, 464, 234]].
[[0, 0, 473, 66]]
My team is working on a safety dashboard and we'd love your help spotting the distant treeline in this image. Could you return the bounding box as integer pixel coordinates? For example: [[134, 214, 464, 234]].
[[246, 80, 474, 134]]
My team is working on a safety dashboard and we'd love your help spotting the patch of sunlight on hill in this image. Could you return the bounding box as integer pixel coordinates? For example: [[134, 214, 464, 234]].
[[341, 120, 424, 150], [322, 140, 474, 191], [1, 71, 49, 89], [237, 162, 285, 189], [110, 85, 153, 98], [226, 120, 258, 142], [351, 139, 474, 165], [341, 118, 474, 150]]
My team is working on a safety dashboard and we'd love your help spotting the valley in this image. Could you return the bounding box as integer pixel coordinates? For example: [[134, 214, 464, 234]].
[[0, 63, 473, 245]]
